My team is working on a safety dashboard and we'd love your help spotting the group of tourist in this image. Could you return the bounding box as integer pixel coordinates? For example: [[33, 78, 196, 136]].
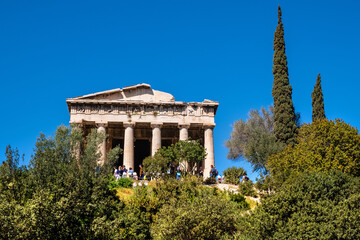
[[114, 163, 247, 184], [113, 164, 152, 180], [113, 165, 138, 180]]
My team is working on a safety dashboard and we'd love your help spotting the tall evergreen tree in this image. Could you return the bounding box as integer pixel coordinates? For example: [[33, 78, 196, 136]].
[[272, 6, 297, 145], [311, 73, 325, 121]]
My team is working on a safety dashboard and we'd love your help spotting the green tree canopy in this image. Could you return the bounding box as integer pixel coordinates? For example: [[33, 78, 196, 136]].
[[225, 107, 284, 175], [151, 195, 240, 240], [150, 176, 246, 240], [157, 140, 206, 174], [312, 73, 326, 122], [272, 6, 297, 145], [239, 171, 360, 239], [223, 166, 246, 185], [268, 119, 360, 185], [143, 153, 169, 178], [0, 126, 123, 239]]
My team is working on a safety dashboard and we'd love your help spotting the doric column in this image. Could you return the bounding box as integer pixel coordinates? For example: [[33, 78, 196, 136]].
[[151, 123, 162, 156], [97, 125, 107, 166], [71, 124, 82, 167], [203, 124, 215, 178], [123, 122, 135, 170], [179, 124, 190, 171], [179, 124, 190, 141]]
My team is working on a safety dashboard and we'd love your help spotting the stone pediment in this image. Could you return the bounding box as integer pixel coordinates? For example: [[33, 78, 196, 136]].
[[66, 84, 219, 122], [68, 83, 175, 103]]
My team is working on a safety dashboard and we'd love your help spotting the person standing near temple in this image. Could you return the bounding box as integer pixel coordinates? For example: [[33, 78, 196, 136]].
[[210, 165, 218, 178], [139, 164, 143, 180]]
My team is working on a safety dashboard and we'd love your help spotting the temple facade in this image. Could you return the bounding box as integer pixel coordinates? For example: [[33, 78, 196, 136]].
[[66, 83, 218, 178]]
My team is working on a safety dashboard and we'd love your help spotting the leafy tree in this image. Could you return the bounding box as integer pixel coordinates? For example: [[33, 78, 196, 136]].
[[157, 140, 206, 174], [223, 166, 246, 184], [239, 171, 360, 239], [0, 126, 123, 239], [0, 145, 29, 203], [143, 154, 169, 178], [268, 119, 360, 185], [226, 107, 284, 175], [312, 73, 326, 121], [272, 6, 297, 145]]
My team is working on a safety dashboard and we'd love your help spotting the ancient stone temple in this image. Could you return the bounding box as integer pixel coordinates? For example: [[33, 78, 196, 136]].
[[66, 83, 218, 177]]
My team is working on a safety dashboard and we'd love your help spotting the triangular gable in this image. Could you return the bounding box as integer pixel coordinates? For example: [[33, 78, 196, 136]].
[[67, 83, 175, 102]]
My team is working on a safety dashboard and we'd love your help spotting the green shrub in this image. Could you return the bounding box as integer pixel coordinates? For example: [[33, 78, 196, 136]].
[[228, 192, 249, 210], [108, 177, 133, 189], [204, 177, 217, 185], [238, 180, 257, 198], [239, 171, 360, 239], [223, 166, 246, 185], [151, 195, 240, 240]]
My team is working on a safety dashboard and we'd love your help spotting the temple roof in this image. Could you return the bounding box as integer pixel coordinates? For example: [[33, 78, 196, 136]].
[[67, 83, 174, 102], [67, 84, 219, 123], [66, 83, 219, 107]]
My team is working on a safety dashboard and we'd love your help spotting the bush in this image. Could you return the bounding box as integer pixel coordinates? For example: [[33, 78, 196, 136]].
[[239, 171, 360, 239], [204, 177, 217, 185], [238, 180, 257, 198], [228, 192, 249, 210], [223, 166, 246, 184], [151, 195, 240, 240], [108, 177, 133, 189]]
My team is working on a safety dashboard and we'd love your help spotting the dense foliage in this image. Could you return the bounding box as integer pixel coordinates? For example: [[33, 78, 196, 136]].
[[108, 176, 134, 189], [239, 171, 360, 239], [226, 107, 283, 175], [150, 177, 249, 240], [238, 180, 257, 198], [90, 176, 250, 240], [312, 73, 326, 122], [268, 119, 360, 185], [151, 195, 240, 240], [272, 6, 297, 145], [223, 166, 246, 184], [3, 6, 360, 240], [151, 140, 206, 175], [0, 126, 250, 239], [143, 153, 169, 178], [0, 126, 122, 239]]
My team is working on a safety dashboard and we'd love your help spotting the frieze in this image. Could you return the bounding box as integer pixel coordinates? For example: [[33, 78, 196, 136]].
[[71, 103, 215, 117]]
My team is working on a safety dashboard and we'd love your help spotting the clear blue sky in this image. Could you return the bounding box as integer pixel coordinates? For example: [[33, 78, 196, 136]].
[[1, 0, 359, 181]]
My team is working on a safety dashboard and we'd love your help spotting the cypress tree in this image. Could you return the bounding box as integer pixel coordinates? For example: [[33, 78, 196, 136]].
[[272, 6, 297, 145], [311, 73, 325, 121]]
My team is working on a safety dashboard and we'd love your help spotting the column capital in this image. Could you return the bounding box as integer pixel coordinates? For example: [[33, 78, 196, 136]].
[[123, 121, 135, 128], [178, 123, 190, 129], [151, 122, 163, 128], [203, 123, 215, 129]]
